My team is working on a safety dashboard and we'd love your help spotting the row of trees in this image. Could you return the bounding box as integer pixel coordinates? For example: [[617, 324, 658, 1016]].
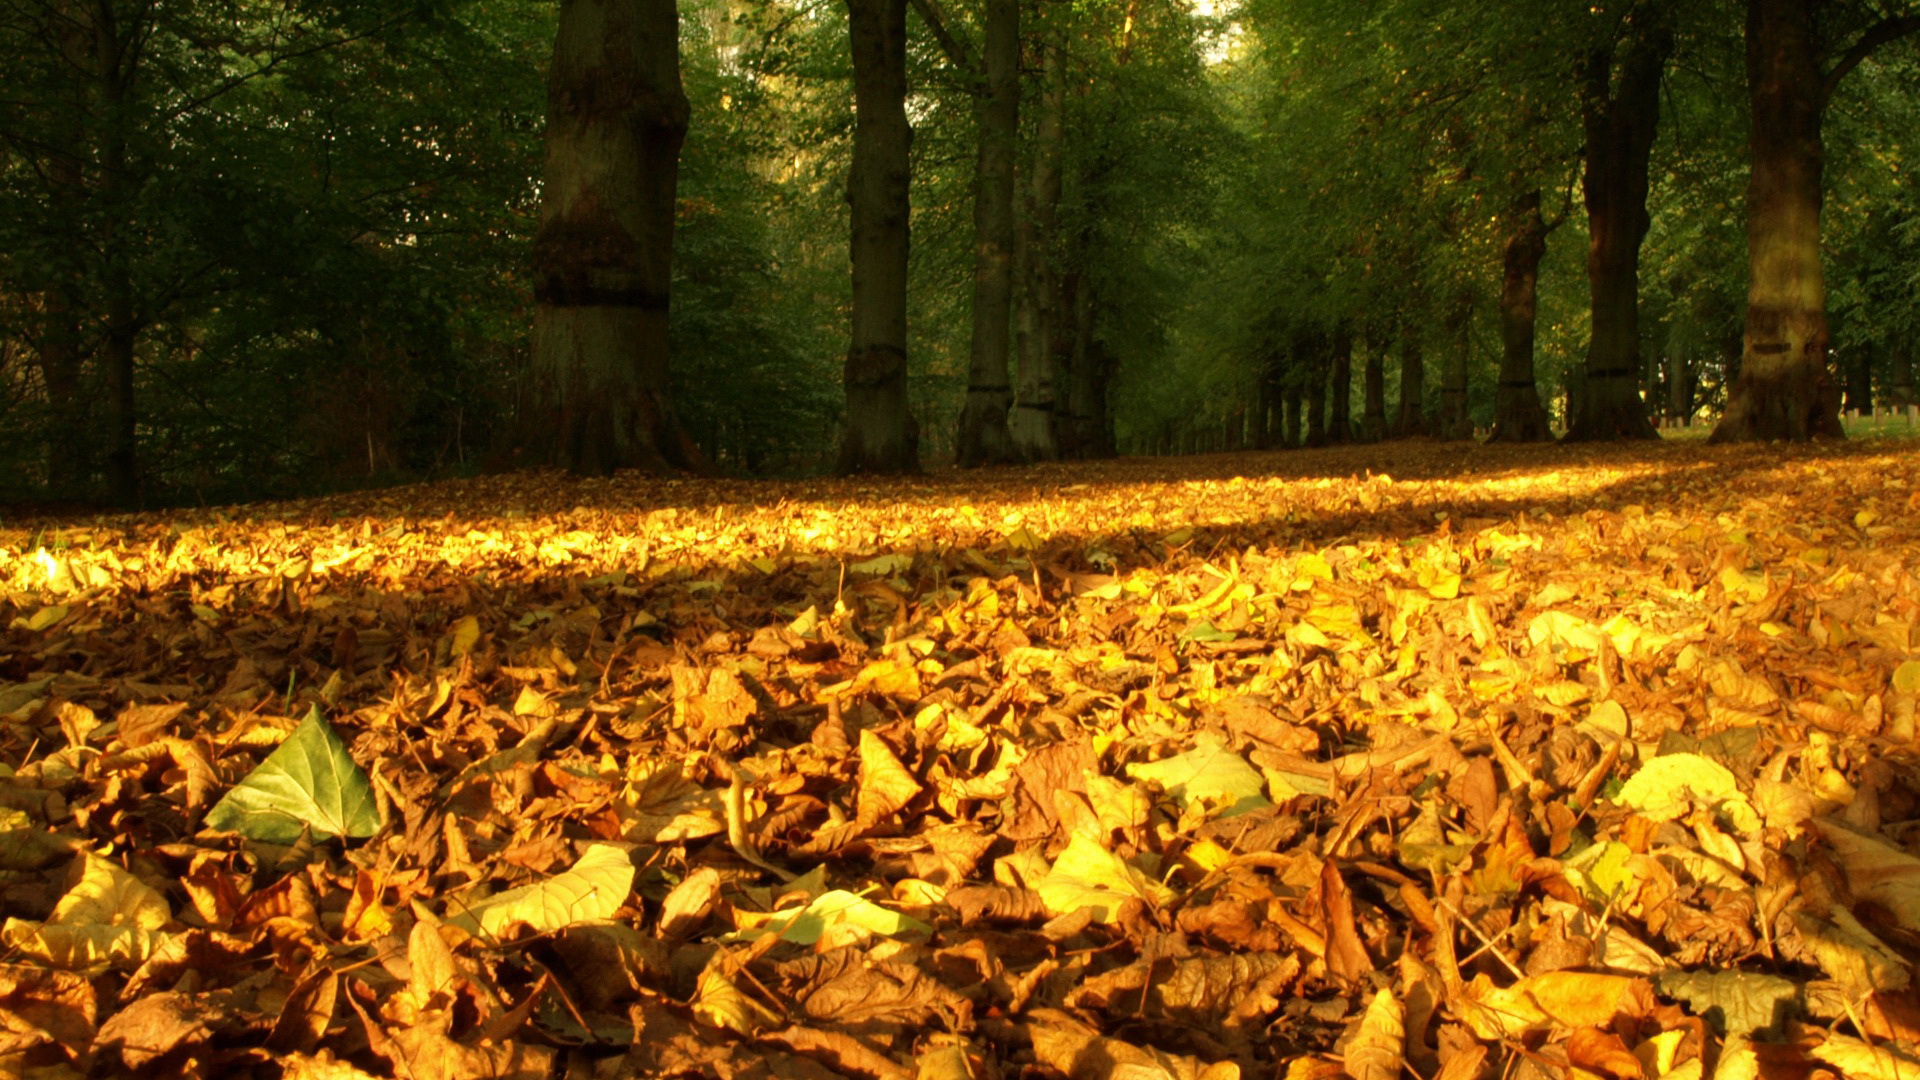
[[1, 0, 1915, 502]]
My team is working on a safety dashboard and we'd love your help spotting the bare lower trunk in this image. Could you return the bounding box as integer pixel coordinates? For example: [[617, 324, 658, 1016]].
[[1564, 3, 1668, 443], [1843, 341, 1871, 414], [1710, 0, 1862, 442], [1890, 345, 1915, 407], [532, 0, 700, 476], [839, 0, 919, 472], [1304, 339, 1328, 448], [1396, 332, 1426, 438], [953, 0, 1018, 466], [1329, 328, 1352, 443], [1063, 280, 1114, 457], [1011, 42, 1063, 460], [1437, 299, 1473, 440], [1488, 191, 1554, 442], [1360, 333, 1386, 442]]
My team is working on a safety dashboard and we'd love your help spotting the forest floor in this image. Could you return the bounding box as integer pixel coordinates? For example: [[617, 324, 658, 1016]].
[[2, 438, 1919, 1080]]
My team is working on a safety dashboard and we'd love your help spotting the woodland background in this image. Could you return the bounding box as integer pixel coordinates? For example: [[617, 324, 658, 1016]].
[[0, 0, 1916, 503]]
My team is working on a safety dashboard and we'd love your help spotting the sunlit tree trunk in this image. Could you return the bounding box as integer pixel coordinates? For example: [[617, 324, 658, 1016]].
[[953, 0, 1018, 465], [838, 0, 919, 472], [1012, 41, 1064, 460], [531, 0, 699, 475], [1328, 327, 1352, 443], [1707, 0, 1919, 440], [1488, 190, 1554, 442], [1564, 3, 1668, 443]]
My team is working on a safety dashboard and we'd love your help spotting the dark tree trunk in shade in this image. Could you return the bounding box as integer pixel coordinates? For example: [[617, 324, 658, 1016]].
[[531, 0, 701, 476], [1488, 192, 1555, 442], [1564, 2, 1668, 442], [1329, 328, 1353, 443], [1707, 0, 1918, 440], [1437, 298, 1473, 440], [953, 0, 1018, 465], [1063, 280, 1116, 457], [1305, 345, 1329, 447], [1280, 379, 1301, 449], [1360, 333, 1387, 442], [1890, 346, 1916, 407], [1396, 332, 1427, 438], [839, 0, 919, 472], [1843, 343, 1872, 414], [1011, 42, 1064, 460]]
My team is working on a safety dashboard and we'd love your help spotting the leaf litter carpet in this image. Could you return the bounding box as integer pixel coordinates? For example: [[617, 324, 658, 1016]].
[[2, 439, 1919, 1080]]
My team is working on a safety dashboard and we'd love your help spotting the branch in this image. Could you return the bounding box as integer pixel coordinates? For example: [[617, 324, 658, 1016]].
[[1824, 12, 1920, 100], [908, 0, 978, 77]]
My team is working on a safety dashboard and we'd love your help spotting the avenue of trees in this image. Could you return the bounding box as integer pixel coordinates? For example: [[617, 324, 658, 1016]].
[[1, 0, 1916, 502]]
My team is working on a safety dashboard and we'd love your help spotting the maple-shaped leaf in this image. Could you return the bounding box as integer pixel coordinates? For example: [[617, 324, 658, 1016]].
[[203, 706, 381, 844], [0, 852, 172, 970]]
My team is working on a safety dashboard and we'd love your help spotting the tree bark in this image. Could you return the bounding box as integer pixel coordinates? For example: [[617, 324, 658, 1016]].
[[1487, 190, 1555, 442], [1063, 274, 1115, 457], [1011, 41, 1064, 460], [838, 0, 920, 472], [1889, 345, 1915, 407], [952, 0, 1018, 465], [1304, 335, 1329, 448], [531, 0, 699, 476], [1437, 298, 1473, 440], [1328, 327, 1352, 443], [1360, 329, 1387, 442], [1396, 330, 1426, 438], [1711, 0, 1918, 442], [1564, 3, 1668, 442]]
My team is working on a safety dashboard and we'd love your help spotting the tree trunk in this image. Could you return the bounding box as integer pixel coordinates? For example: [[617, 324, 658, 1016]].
[[1360, 332, 1387, 442], [1304, 337, 1329, 448], [92, 10, 142, 505], [1011, 42, 1064, 461], [953, 0, 1018, 466], [1488, 190, 1554, 442], [1844, 342, 1872, 415], [1280, 378, 1301, 449], [1889, 345, 1915, 407], [1063, 276, 1115, 457], [1396, 331, 1426, 438], [1329, 327, 1352, 443], [531, 0, 699, 476], [1437, 298, 1473, 440], [838, 0, 919, 472], [1709, 0, 1883, 442], [1564, 3, 1668, 442]]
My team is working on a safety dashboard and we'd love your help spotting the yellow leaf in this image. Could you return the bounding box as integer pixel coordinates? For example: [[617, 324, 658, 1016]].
[[1037, 834, 1173, 922], [856, 729, 921, 826], [1460, 972, 1653, 1039], [447, 844, 634, 940], [1344, 988, 1404, 1080], [449, 615, 481, 658], [23, 605, 69, 632], [1892, 660, 1920, 695], [1614, 753, 1746, 823]]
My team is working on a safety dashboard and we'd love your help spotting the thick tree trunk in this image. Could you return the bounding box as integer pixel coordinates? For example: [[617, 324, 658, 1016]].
[[1396, 332, 1427, 438], [1011, 43, 1064, 460], [839, 0, 919, 472], [1437, 299, 1473, 440], [953, 0, 1018, 466], [1710, 0, 1864, 442], [1329, 327, 1352, 443], [1280, 379, 1301, 449], [1360, 331, 1387, 442], [1564, 4, 1667, 442], [1488, 191, 1554, 442], [531, 0, 699, 476]]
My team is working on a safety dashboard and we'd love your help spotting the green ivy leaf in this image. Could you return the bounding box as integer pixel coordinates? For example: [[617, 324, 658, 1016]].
[[204, 706, 381, 844]]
